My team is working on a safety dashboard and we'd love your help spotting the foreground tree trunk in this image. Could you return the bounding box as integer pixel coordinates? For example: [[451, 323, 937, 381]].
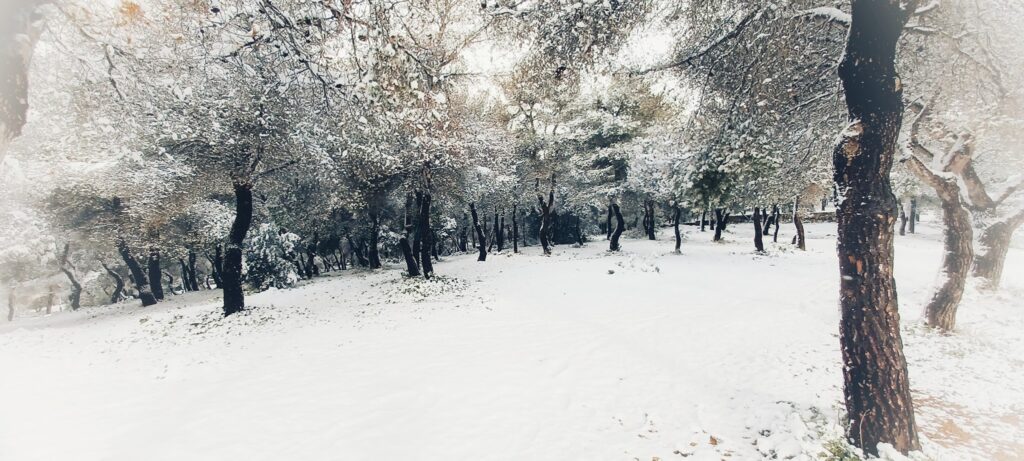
[[904, 152, 973, 331], [908, 198, 917, 234], [222, 183, 253, 316], [400, 193, 420, 277], [753, 207, 765, 252], [117, 239, 157, 307], [771, 205, 781, 243], [831, 0, 921, 454], [673, 206, 682, 253], [609, 203, 625, 251], [470, 203, 487, 261], [973, 208, 1024, 290], [713, 209, 729, 242], [148, 248, 164, 300]]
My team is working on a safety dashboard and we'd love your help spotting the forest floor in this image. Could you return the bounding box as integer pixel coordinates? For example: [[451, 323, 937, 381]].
[[1, 221, 1022, 461]]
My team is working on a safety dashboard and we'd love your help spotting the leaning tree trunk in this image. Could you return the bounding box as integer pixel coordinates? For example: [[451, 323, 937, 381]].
[[904, 155, 973, 331], [470, 203, 487, 261], [609, 203, 625, 251], [673, 206, 682, 253], [222, 183, 253, 316], [753, 207, 765, 252], [418, 193, 434, 278], [58, 243, 81, 310], [512, 204, 520, 253], [793, 198, 806, 251], [832, 0, 921, 454], [101, 262, 125, 303], [973, 207, 1024, 290], [148, 248, 164, 300], [117, 239, 157, 307]]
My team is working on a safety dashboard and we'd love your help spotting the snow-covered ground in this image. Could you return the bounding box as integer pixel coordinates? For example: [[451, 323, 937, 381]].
[[1, 222, 1021, 461]]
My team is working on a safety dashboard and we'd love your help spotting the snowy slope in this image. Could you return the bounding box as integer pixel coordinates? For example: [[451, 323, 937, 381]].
[[1, 222, 1021, 461]]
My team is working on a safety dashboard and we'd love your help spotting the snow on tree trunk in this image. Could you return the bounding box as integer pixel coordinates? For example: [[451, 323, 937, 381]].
[[973, 207, 1024, 290], [117, 239, 156, 307], [101, 262, 125, 303], [832, 0, 921, 454], [222, 183, 253, 316]]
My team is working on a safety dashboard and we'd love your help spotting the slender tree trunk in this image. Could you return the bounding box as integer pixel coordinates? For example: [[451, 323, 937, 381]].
[[101, 262, 125, 303], [306, 233, 319, 277], [148, 248, 164, 300], [700, 209, 707, 232], [498, 214, 506, 252], [512, 204, 520, 253], [187, 250, 199, 291], [610, 203, 625, 251], [222, 183, 253, 316], [117, 238, 157, 306], [210, 245, 223, 287], [832, 1, 920, 454], [972, 207, 1024, 290], [793, 198, 806, 251], [753, 207, 765, 252], [400, 194, 420, 277], [673, 206, 682, 253], [418, 193, 434, 278], [162, 271, 175, 295], [646, 200, 656, 240], [606, 204, 613, 239], [58, 243, 81, 310], [772, 205, 781, 243], [899, 203, 908, 236], [908, 198, 917, 234], [368, 211, 382, 269], [470, 203, 487, 261], [538, 183, 554, 255]]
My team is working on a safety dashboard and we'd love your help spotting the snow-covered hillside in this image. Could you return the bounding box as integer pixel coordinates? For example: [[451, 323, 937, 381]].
[[1, 223, 1021, 461]]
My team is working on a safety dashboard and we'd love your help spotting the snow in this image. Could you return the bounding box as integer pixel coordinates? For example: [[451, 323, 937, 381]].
[[1, 222, 1022, 461]]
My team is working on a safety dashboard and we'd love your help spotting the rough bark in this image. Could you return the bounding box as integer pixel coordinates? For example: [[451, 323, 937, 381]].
[[832, 0, 921, 454], [609, 203, 625, 251], [117, 239, 157, 307], [753, 207, 765, 252], [222, 183, 253, 316], [470, 203, 487, 261], [972, 207, 1024, 290], [903, 155, 973, 331]]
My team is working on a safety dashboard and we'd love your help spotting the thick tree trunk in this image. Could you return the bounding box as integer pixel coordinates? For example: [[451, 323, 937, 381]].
[[117, 239, 157, 307], [101, 262, 125, 303], [401, 194, 420, 277], [609, 203, 625, 251], [973, 208, 1024, 290], [753, 207, 765, 252], [793, 199, 806, 251], [470, 203, 487, 261], [673, 206, 682, 253], [832, 0, 920, 454], [222, 183, 253, 316], [148, 248, 164, 300], [512, 205, 519, 253], [645, 200, 656, 240], [418, 193, 434, 278]]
